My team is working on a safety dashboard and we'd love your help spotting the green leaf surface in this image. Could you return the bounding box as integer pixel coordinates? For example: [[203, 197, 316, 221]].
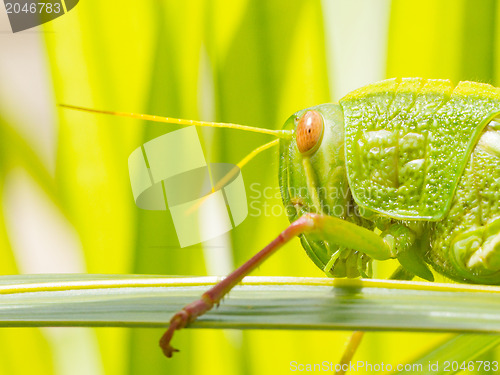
[[2, 275, 500, 335]]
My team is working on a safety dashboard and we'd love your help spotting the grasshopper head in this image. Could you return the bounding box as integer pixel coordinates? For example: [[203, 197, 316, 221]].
[[279, 104, 350, 219], [279, 104, 372, 277]]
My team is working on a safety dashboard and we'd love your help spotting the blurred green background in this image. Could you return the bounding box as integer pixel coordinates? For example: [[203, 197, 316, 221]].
[[0, 0, 499, 374]]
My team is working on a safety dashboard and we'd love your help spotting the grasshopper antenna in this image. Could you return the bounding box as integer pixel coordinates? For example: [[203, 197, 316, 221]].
[[185, 138, 279, 215], [59, 104, 292, 139], [60, 104, 282, 211], [210, 138, 279, 192]]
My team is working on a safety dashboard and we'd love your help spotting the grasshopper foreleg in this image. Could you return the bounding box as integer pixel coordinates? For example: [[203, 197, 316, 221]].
[[160, 214, 316, 357], [160, 213, 395, 357]]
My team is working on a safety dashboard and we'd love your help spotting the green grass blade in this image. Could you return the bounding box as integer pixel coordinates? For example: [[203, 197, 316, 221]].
[[0, 118, 59, 211], [396, 335, 500, 375], [0, 119, 56, 375], [127, 2, 207, 373], [460, 0, 496, 82], [2, 275, 500, 336]]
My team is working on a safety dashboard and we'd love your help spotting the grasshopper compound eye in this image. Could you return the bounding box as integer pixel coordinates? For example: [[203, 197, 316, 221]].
[[296, 110, 324, 155]]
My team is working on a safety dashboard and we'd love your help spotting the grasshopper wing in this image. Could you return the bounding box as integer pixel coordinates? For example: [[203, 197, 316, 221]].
[[340, 77, 500, 220]]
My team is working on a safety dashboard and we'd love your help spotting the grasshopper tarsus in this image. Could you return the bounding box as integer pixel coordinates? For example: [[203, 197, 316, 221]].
[[160, 310, 189, 357]]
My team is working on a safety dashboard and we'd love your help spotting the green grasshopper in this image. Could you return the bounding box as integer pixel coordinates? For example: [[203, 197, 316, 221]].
[[63, 77, 500, 359]]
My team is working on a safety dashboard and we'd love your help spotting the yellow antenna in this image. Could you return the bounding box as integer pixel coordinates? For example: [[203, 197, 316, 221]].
[[214, 138, 280, 192], [59, 104, 292, 139], [186, 138, 279, 215]]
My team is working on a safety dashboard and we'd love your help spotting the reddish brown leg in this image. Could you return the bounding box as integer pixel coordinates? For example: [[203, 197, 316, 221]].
[[159, 214, 316, 357], [160, 212, 394, 357]]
